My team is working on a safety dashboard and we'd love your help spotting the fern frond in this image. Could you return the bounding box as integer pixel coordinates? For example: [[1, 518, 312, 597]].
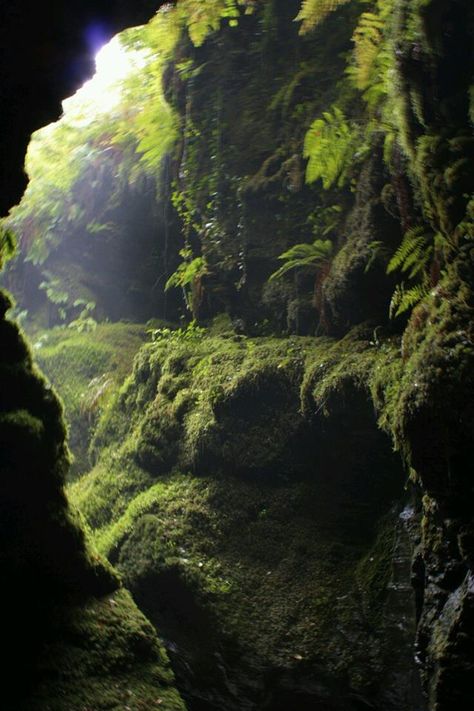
[[295, 0, 350, 34], [402, 244, 432, 278], [389, 282, 428, 318], [304, 106, 357, 189], [165, 256, 207, 291], [387, 226, 430, 274], [352, 12, 385, 90], [269, 239, 333, 281]]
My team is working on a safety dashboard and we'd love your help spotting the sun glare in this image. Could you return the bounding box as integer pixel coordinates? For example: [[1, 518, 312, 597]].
[[62, 35, 149, 122]]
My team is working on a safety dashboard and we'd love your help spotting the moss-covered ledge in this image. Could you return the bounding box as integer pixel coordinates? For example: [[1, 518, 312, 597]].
[[69, 321, 421, 710]]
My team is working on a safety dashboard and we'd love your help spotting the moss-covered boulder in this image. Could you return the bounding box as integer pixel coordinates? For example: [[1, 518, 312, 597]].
[[71, 324, 422, 710]]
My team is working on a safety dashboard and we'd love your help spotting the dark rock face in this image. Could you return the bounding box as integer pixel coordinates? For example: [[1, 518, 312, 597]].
[[390, 1, 474, 706]]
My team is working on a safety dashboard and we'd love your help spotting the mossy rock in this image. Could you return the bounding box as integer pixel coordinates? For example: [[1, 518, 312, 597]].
[[27, 588, 186, 711], [0, 290, 185, 709], [71, 326, 420, 710]]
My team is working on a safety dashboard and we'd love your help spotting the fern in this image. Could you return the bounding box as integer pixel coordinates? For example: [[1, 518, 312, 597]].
[[389, 282, 428, 318], [304, 106, 359, 189], [177, 0, 255, 47], [269, 239, 333, 281], [295, 0, 350, 34], [351, 12, 385, 92], [387, 226, 432, 277], [165, 248, 208, 317], [165, 253, 207, 291], [387, 226, 446, 318]]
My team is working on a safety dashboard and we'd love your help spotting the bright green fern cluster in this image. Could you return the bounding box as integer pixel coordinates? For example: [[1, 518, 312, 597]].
[[295, 0, 351, 34], [304, 107, 360, 189], [387, 226, 443, 317], [269, 239, 333, 281]]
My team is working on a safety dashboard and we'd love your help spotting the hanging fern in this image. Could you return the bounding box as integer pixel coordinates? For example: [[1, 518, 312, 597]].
[[350, 12, 385, 92], [304, 107, 359, 189], [295, 0, 350, 34], [177, 0, 255, 47], [165, 252, 207, 291], [345, 0, 398, 171], [387, 226, 433, 278], [269, 239, 333, 281], [387, 226, 445, 318], [389, 282, 429, 319]]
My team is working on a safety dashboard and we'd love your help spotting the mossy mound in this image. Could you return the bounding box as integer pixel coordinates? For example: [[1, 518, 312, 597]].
[[28, 588, 186, 711], [71, 324, 420, 710]]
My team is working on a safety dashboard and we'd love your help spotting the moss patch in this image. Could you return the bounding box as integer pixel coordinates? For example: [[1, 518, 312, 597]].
[[70, 325, 411, 707], [27, 588, 186, 711], [33, 322, 146, 477]]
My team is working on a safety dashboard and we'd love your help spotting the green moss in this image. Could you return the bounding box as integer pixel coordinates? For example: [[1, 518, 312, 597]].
[[0, 292, 184, 708], [68, 323, 409, 702], [355, 513, 397, 613], [28, 588, 186, 711], [34, 322, 146, 477]]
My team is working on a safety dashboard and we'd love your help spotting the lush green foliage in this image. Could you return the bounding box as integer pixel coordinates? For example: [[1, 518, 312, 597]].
[[5, 27, 177, 267], [304, 107, 361, 189], [176, 0, 256, 46], [386, 226, 444, 317], [269, 239, 333, 281], [35, 322, 146, 477], [295, 0, 351, 34], [165, 248, 208, 317], [0, 226, 16, 270]]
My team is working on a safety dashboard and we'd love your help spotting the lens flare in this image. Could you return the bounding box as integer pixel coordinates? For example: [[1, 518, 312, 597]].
[[62, 35, 149, 122]]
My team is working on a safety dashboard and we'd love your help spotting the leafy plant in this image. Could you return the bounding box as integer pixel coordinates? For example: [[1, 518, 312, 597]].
[[295, 0, 350, 34], [350, 11, 386, 94], [269, 239, 333, 282], [150, 320, 206, 343], [0, 226, 16, 270], [269, 237, 334, 331], [165, 248, 208, 319], [304, 107, 361, 189], [389, 282, 430, 319], [387, 226, 444, 317], [39, 276, 69, 321], [68, 300, 98, 333], [387, 226, 433, 279], [307, 204, 343, 238], [177, 0, 240, 46]]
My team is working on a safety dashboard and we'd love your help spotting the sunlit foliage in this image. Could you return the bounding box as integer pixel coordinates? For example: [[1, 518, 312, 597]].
[[295, 0, 351, 34], [176, 0, 256, 46], [304, 107, 360, 189], [0, 226, 16, 271]]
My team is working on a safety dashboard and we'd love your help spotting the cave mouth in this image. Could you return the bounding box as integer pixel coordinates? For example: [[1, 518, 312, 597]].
[[115, 382, 422, 711]]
